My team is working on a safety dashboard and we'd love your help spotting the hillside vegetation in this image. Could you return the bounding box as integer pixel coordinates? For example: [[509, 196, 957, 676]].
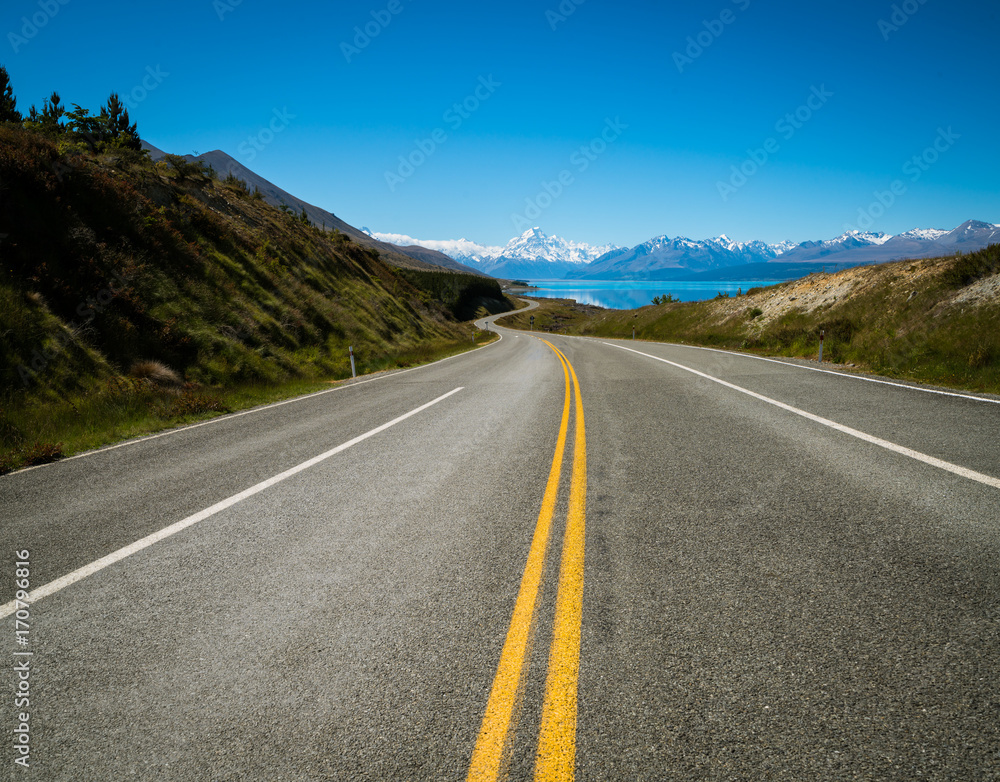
[[0, 124, 509, 472], [502, 246, 1000, 393]]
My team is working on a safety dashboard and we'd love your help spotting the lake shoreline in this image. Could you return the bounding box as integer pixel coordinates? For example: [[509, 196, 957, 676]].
[[513, 278, 785, 310]]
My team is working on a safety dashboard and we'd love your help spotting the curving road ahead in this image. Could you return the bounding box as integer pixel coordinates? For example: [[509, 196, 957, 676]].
[[3, 308, 1000, 780]]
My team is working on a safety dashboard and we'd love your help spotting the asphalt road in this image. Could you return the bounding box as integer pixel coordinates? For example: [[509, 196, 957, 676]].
[[2, 309, 999, 780]]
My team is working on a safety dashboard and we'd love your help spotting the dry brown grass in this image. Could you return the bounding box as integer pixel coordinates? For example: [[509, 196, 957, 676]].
[[129, 359, 183, 388]]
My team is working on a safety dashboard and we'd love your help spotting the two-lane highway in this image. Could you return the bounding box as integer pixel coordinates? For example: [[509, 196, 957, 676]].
[[3, 315, 999, 780]]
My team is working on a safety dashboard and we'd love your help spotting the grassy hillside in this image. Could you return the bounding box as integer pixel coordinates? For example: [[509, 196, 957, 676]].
[[0, 125, 509, 472], [159, 146, 483, 275], [501, 246, 1000, 393]]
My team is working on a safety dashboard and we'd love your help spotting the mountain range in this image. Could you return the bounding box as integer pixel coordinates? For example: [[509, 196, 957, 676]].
[[767, 222, 1000, 267], [373, 222, 1000, 281], [365, 227, 621, 280]]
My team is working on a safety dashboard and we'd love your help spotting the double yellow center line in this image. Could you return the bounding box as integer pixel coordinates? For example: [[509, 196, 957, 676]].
[[468, 340, 587, 781]]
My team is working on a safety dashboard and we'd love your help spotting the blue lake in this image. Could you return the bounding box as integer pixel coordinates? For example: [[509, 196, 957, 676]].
[[513, 279, 783, 310]]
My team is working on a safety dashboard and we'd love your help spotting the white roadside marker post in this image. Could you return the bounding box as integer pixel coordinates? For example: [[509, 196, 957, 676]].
[[818, 330, 825, 363], [349, 345, 356, 378]]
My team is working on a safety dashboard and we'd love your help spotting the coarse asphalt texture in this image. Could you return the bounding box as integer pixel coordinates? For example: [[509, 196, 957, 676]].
[[2, 302, 999, 781]]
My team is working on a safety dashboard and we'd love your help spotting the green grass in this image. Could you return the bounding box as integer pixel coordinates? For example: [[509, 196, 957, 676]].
[[0, 332, 499, 474]]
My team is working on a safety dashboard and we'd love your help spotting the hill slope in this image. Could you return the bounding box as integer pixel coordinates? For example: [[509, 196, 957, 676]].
[[1, 127, 509, 470], [141, 142, 483, 275]]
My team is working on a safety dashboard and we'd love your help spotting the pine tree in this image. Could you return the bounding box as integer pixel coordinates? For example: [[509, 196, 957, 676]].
[[100, 91, 140, 150], [40, 91, 65, 128], [0, 66, 22, 123]]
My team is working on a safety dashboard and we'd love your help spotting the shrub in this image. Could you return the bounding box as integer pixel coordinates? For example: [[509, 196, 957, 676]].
[[768, 323, 808, 347], [816, 318, 855, 344], [224, 172, 250, 196], [160, 154, 208, 181], [129, 359, 182, 388], [941, 244, 1000, 288], [968, 344, 992, 369]]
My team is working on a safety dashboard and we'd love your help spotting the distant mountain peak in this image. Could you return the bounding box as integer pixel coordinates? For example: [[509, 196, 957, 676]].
[[832, 230, 890, 245], [897, 228, 948, 240], [370, 227, 621, 277], [959, 219, 996, 231], [495, 228, 622, 268], [769, 240, 797, 255]]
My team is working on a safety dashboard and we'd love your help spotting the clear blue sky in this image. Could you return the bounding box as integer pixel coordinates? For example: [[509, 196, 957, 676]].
[[6, 0, 999, 247]]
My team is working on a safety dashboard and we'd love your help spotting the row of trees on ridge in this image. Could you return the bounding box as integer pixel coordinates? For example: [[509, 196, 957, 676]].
[[0, 64, 141, 151]]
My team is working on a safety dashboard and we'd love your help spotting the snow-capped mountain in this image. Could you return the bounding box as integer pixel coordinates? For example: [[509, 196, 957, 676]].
[[708, 235, 787, 264], [771, 230, 891, 264], [366, 227, 621, 279], [859, 228, 950, 263], [497, 227, 618, 265], [569, 233, 783, 279], [569, 220, 998, 280], [476, 228, 621, 278], [834, 230, 890, 246], [768, 240, 798, 255], [362, 229, 502, 266], [933, 219, 1000, 250], [772, 220, 1000, 266], [369, 220, 998, 281], [895, 228, 949, 242]]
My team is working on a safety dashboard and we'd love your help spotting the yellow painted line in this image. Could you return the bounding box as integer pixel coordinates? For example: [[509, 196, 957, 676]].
[[467, 344, 572, 781], [535, 344, 587, 780]]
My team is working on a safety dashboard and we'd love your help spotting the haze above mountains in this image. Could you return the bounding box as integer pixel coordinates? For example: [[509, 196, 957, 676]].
[[144, 141, 998, 284]]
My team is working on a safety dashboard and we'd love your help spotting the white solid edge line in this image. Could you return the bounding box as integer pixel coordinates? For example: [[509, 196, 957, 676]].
[[10, 335, 502, 475], [532, 327, 999, 406], [0, 387, 464, 618], [604, 342, 1000, 491], [652, 340, 1000, 405]]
